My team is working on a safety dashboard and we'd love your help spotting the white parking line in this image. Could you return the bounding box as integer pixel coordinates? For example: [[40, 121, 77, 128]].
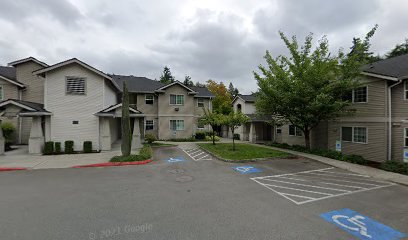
[[182, 148, 212, 161], [251, 167, 395, 205]]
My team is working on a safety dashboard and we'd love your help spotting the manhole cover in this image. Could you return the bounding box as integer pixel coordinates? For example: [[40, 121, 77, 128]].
[[175, 176, 193, 182], [167, 169, 185, 174]]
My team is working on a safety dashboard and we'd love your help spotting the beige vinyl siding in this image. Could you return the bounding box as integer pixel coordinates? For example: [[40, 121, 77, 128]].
[[328, 121, 387, 162], [276, 124, 305, 146], [45, 64, 104, 151], [104, 79, 117, 107], [15, 61, 45, 103], [136, 93, 158, 115], [144, 117, 159, 138], [391, 123, 408, 162], [109, 118, 119, 144], [0, 79, 19, 100], [158, 116, 194, 139], [391, 80, 408, 119]]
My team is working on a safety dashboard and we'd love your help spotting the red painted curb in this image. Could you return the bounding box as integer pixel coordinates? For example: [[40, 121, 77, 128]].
[[0, 167, 27, 172], [72, 159, 153, 168]]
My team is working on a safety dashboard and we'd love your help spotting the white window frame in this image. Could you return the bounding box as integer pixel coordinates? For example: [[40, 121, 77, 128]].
[[145, 120, 154, 131], [0, 85, 3, 101], [404, 128, 408, 147], [352, 86, 368, 103], [276, 126, 282, 134], [404, 81, 408, 100], [197, 121, 205, 129], [170, 94, 184, 105], [197, 98, 204, 107], [341, 126, 368, 144], [65, 76, 86, 95], [170, 120, 184, 131], [145, 94, 154, 104], [288, 125, 302, 137]]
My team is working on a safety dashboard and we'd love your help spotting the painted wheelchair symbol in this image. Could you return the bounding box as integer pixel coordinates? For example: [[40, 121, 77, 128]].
[[236, 167, 253, 173], [332, 214, 372, 239], [167, 157, 185, 163]]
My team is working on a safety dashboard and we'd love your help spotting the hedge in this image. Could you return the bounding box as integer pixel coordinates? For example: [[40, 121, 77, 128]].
[[54, 142, 61, 154], [64, 140, 74, 154], [83, 141, 92, 153], [44, 141, 54, 155]]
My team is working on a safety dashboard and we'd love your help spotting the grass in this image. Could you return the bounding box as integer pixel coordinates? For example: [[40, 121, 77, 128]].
[[148, 142, 176, 147], [198, 143, 290, 161], [110, 144, 153, 162]]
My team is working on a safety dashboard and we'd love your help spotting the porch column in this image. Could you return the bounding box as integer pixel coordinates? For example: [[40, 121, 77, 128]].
[[100, 118, 111, 151], [0, 120, 4, 155], [249, 122, 256, 143], [132, 118, 142, 152], [28, 117, 44, 154]]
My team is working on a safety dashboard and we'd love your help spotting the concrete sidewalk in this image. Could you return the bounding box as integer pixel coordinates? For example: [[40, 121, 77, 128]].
[[0, 145, 121, 170], [250, 143, 408, 186]]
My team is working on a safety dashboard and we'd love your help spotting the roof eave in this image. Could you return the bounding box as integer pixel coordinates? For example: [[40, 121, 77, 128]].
[[361, 71, 399, 81]]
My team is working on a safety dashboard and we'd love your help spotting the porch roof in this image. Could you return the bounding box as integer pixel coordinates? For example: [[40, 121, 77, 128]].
[[245, 114, 273, 123], [94, 103, 144, 117], [0, 99, 51, 116]]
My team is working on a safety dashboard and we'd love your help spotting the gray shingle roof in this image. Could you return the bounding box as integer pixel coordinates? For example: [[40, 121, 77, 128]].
[[0, 99, 49, 112], [110, 74, 213, 97], [362, 54, 408, 79], [0, 66, 16, 80], [239, 94, 256, 102]]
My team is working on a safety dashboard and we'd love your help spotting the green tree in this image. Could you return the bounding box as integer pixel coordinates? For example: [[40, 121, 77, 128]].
[[224, 111, 249, 150], [254, 29, 377, 150], [183, 75, 194, 86], [121, 81, 131, 156], [386, 39, 408, 58], [228, 82, 239, 98], [160, 66, 175, 84], [348, 25, 379, 63], [206, 79, 232, 114], [195, 82, 206, 87], [200, 108, 225, 145]]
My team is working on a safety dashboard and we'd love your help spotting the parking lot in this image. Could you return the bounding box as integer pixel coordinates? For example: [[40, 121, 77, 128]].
[[0, 145, 407, 240]]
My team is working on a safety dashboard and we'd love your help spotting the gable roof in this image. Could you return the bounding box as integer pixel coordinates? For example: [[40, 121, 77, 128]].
[[0, 66, 25, 88], [8, 57, 48, 68], [361, 54, 408, 80], [155, 81, 198, 94], [110, 75, 214, 97], [233, 93, 256, 103], [0, 99, 51, 116], [95, 103, 143, 117], [33, 58, 120, 91]]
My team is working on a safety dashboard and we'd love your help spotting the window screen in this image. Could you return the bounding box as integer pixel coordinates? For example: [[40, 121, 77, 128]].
[[170, 95, 184, 105], [353, 127, 367, 143], [353, 86, 367, 103]]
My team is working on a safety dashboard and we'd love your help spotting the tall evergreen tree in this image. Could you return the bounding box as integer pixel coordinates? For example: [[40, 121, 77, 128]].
[[183, 75, 194, 86], [160, 66, 175, 84], [386, 39, 408, 58], [228, 82, 239, 98], [121, 81, 131, 157]]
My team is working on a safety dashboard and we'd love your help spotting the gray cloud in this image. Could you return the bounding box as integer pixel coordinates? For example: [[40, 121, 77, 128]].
[[0, 0, 407, 94]]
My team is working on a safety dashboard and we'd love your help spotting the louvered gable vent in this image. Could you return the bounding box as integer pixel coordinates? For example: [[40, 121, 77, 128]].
[[66, 77, 86, 95]]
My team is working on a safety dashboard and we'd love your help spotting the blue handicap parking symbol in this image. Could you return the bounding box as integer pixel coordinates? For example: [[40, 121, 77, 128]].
[[320, 208, 406, 240], [166, 156, 185, 163], [232, 166, 262, 174]]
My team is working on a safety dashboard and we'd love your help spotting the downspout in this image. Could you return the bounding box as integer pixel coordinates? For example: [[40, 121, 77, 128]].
[[388, 79, 403, 161]]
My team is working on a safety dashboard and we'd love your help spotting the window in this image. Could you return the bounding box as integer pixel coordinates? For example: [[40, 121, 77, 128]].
[[66, 77, 86, 95], [276, 127, 282, 134], [341, 127, 352, 141], [145, 94, 154, 104], [289, 125, 302, 136], [145, 120, 154, 130], [353, 127, 367, 143], [341, 126, 367, 143], [197, 121, 205, 129], [353, 86, 367, 103], [197, 98, 204, 107], [237, 104, 242, 112], [170, 94, 184, 105], [405, 128, 408, 147], [405, 81, 408, 100], [0, 85, 3, 100], [170, 120, 184, 131]]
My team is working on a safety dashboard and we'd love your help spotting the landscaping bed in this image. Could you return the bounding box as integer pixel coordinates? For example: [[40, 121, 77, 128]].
[[110, 144, 153, 162], [198, 143, 291, 162]]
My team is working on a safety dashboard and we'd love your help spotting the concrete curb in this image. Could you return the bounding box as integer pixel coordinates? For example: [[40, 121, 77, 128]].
[[197, 144, 295, 163], [253, 144, 408, 186], [72, 159, 153, 168], [0, 167, 27, 172]]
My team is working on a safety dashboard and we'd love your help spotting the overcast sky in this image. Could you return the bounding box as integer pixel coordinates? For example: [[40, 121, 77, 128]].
[[1, 0, 407, 93]]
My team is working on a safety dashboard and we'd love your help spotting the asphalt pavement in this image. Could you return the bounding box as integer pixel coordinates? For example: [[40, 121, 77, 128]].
[[0, 146, 407, 240]]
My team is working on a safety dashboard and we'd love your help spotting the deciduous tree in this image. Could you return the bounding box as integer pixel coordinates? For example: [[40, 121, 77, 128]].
[[200, 108, 225, 145], [206, 79, 232, 114], [224, 111, 249, 150]]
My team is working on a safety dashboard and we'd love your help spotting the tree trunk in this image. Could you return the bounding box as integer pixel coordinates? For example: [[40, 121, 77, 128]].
[[304, 129, 311, 150], [212, 127, 215, 145], [231, 128, 235, 151]]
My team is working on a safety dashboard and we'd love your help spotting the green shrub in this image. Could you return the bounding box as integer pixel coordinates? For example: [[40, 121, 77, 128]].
[[167, 138, 196, 142], [381, 161, 408, 175], [342, 154, 368, 165], [195, 131, 206, 140], [110, 145, 152, 162], [205, 135, 220, 141], [1, 121, 15, 150], [233, 133, 240, 140], [54, 142, 61, 154], [64, 140, 74, 154], [44, 141, 54, 155], [145, 134, 157, 144], [83, 141, 92, 153]]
